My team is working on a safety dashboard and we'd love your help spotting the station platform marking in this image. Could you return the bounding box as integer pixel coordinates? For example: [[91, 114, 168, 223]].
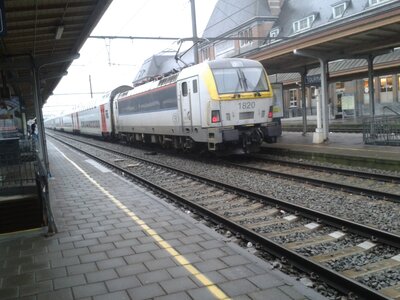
[[53, 145, 230, 300], [85, 159, 111, 173]]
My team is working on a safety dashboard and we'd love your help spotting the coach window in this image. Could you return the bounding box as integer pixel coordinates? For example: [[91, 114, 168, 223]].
[[182, 82, 188, 97], [380, 76, 393, 103], [289, 89, 298, 107], [192, 80, 198, 93]]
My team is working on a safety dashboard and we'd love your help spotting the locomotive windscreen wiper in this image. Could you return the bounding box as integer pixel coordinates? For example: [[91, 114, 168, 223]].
[[238, 69, 249, 91], [232, 69, 244, 96]]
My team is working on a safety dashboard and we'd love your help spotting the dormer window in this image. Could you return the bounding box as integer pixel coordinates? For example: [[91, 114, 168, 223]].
[[293, 14, 316, 33], [239, 28, 253, 47], [332, 2, 347, 19], [201, 46, 211, 61], [369, 0, 390, 6], [270, 28, 280, 38]]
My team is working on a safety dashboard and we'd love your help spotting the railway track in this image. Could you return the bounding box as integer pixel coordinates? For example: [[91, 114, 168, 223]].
[[224, 155, 400, 203], [48, 132, 400, 300]]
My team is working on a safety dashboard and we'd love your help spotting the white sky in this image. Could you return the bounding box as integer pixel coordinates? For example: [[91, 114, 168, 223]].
[[43, 0, 217, 118]]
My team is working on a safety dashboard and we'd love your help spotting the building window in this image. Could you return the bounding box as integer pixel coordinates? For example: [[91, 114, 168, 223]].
[[270, 28, 280, 39], [332, 2, 347, 19], [398, 75, 400, 101], [380, 76, 393, 103], [293, 14, 316, 33], [215, 40, 235, 58], [289, 89, 298, 107], [239, 28, 253, 47], [369, 0, 390, 6], [201, 46, 211, 61], [266, 28, 280, 45], [363, 79, 371, 105], [336, 82, 345, 114]]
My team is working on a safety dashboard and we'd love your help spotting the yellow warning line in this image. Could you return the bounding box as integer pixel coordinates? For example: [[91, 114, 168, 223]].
[[53, 145, 230, 300]]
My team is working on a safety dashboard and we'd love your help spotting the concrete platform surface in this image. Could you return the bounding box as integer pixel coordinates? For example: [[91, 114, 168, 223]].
[[263, 132, 400, 166], [0, 139, 327, 300]]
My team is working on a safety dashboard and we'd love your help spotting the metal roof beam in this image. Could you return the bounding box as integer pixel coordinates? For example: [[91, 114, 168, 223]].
[[34, 53, 79, 69], [0, 56, 33, 70]]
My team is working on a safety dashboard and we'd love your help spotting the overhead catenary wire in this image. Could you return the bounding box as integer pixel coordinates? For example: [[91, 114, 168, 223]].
[[89, 35, 270, 42]]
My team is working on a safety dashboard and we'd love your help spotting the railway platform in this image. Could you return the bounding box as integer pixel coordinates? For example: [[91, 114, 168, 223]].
[[0, 140, 327, 300], [262, 131, 400, 171]]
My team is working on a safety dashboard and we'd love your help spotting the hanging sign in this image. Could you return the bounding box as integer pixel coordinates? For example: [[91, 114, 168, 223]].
[[305, 74, 321, 86], [0, 0, 6, 37]]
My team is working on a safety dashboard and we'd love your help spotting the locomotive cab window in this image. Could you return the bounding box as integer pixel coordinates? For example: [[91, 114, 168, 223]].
[[192, 80, 198, 93], [182, 82, 188, 96], [211, 66, 269, 94]]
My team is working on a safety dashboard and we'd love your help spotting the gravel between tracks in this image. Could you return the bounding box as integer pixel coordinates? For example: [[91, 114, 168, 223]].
[[83, 140, 400, 235]]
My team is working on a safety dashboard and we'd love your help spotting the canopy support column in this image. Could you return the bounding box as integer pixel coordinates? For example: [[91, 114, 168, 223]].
[[300, 68, 307, 135], [293, 50, 330, 142]]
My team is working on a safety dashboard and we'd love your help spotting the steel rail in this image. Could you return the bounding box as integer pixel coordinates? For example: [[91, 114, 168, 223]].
[[251, 155, 400, 183], [226, 160, 400, 203], [48, 134, 394, 300]]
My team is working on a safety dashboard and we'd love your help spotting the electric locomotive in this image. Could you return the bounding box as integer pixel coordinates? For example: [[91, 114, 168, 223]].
[[113, 58, 278, 153]]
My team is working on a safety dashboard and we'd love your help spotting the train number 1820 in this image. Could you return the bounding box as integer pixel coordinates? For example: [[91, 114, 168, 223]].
[[238, 102, 255, 110]]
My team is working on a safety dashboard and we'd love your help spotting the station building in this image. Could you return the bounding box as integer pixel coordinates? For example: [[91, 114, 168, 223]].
[[198, 0, 400, 120]]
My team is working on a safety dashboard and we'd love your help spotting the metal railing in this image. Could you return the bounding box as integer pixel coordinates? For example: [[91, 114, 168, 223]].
[[383, 105, 400, 116], [363, 115, 400, 146], [0, 137, 57, 234], [0, 143, 36, 188]]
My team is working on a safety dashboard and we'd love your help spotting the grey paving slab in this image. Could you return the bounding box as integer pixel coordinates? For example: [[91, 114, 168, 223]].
[[127, 283, 166, 299], [154, 291, 192, 300], [219, 278, 260, 297], [0, 140, 327, 300], [137, 269, 172, 285], [72, 282, 108, 298], [93, 290, 130, 300], [20, 280, 53, 297], [53, 274, 86, 289], [188, 286, 226, 300], [159, 276, 197, 294], [115, 262, 148, 277], [249, 287, 293, 300], [36, 267, 67, 282], [67, 262, 98, 276], [86, 269, 119, 283], [105, 275, 141, 292], [219, 265, 256, 281], [37, 288, 74, 300]]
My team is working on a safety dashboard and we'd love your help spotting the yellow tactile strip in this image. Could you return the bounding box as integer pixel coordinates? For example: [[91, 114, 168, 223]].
[[53, 145, 230, 300]]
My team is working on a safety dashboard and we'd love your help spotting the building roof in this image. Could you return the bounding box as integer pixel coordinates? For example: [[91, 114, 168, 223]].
[[202, 0, 273, 38], [0, 0, 113, 119], [250, 0, 400, 74], [272, 0, 396, 38]]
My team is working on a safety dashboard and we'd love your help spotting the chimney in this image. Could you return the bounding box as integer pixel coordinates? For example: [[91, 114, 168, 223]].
[[268, 0, 284, 16]]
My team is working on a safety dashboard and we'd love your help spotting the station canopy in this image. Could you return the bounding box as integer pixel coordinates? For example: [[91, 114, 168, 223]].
[[0, 0, 113, 119], [249, 3, 400, 75]]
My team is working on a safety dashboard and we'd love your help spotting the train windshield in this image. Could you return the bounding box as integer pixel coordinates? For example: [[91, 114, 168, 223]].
[[211, 67, 269, 94]]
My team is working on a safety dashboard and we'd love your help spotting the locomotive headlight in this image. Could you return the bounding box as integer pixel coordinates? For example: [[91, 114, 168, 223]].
[[268, 106, 274, 119], [211, 110, 221, 123]]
